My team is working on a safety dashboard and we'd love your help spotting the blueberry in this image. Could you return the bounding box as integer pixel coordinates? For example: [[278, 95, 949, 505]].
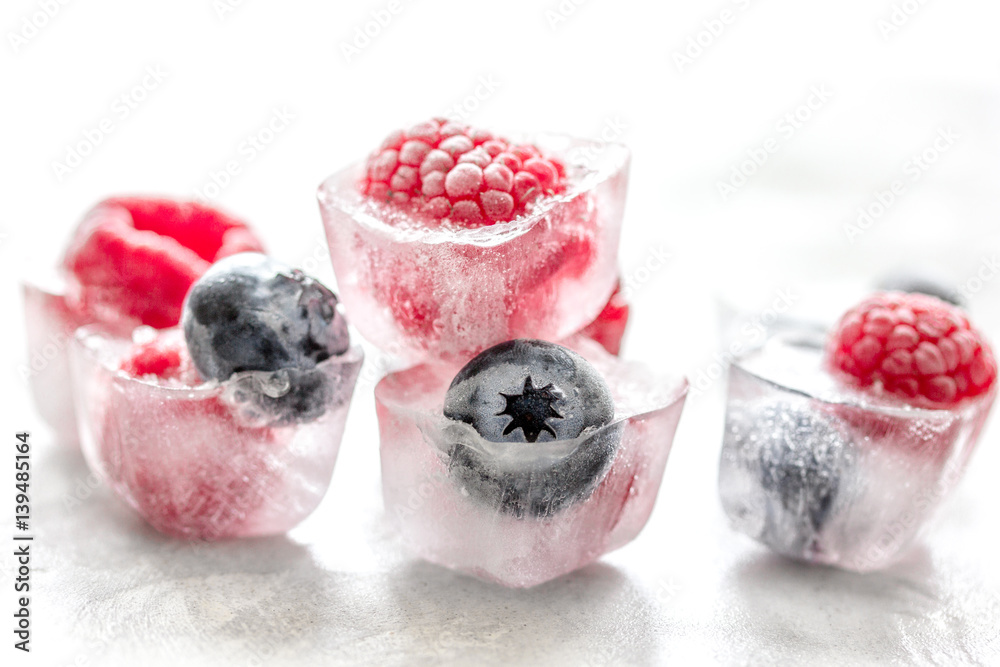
[[182, 253, 350, 424], [877, 269, 964, 307], [722, 399, 856, 555], [443, 339, 619, 518]]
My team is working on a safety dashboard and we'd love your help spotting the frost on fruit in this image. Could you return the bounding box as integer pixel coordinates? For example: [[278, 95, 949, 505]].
[[182, 252, 352, 426], [827, 291, 997, 408]]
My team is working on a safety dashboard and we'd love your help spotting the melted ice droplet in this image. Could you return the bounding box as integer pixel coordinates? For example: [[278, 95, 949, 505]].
[[258, 370, 291, 398]]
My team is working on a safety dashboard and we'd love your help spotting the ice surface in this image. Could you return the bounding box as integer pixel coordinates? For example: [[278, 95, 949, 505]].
[[69, 325, 363, 540], [719, 332, 995, 571], [375, 336, 687, 588], [318, 135, 629, 364]]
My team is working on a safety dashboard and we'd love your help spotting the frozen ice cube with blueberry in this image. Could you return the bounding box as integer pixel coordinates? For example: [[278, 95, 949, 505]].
[[70, 253, 362, 539], [377, 336, 687, 587]]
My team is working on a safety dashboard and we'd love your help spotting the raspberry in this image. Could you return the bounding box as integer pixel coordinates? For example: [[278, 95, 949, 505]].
[[118, 329, 200, 383], [63, 197, 265, 329], [827, 292, 997, 408], [580, 281, 630, 356], [361, 118, 567, 228]]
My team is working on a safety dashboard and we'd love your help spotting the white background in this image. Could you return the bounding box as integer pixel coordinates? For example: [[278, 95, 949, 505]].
[[2, 0, 999, 665]]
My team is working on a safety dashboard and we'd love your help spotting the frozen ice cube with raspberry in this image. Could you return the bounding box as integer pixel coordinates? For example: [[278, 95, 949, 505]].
[[318, 118, 629, 363], [719, 293, 996, 571], [23, 197, 265, 444], [70, 256, 362, 540], [376, 336, 687, 587]]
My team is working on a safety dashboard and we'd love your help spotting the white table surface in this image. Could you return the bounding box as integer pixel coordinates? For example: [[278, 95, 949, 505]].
[[3, 1, 999, 665]]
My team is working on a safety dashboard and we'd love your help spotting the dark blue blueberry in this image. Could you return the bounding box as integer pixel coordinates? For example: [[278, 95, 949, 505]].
[[182, 253, 350, 424], [443, 339, 619, 518], [723, 399, 857, 555], [877, 269, 964, 307]]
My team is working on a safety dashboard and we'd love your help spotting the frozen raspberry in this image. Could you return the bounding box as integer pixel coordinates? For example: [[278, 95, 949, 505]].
[[827, 292, 997, 408], [119, 331, 198, 383], [360, 118, 567, 227], [63, 197, 265, 329], [580, 281, 630, 356]]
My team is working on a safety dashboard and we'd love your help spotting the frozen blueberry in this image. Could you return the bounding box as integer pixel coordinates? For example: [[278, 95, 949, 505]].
[[726, 399, 856, 554], [443, 339, 620, 518], [877, 269, 964, 307], [182, 253, 350, 424]]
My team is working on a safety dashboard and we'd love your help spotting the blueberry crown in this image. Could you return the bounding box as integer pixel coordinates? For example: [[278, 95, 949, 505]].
[[497, 376, 563, 443]]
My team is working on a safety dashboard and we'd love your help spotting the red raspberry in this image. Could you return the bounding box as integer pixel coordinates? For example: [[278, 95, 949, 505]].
[[63, 197, 265, 329], [118, 329, 199, 383], [580, 281, 630, 356], [827, 292, 997, 408], [360, 118, 567, 227]]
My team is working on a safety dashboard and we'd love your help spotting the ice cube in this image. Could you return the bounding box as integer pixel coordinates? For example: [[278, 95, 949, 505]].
[[375, 336, 687, 588], [22, 278, 138, 446], [719, 332, 995, 571], [318, 134, 629, 364], [578, 278, 630, 355], [69, 325, 363, 540]]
